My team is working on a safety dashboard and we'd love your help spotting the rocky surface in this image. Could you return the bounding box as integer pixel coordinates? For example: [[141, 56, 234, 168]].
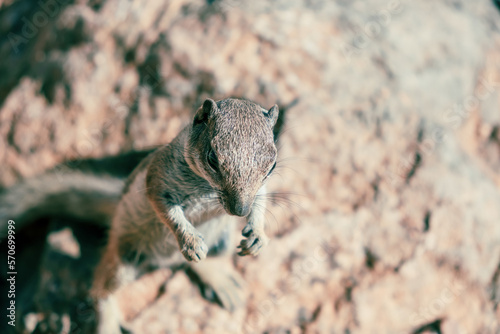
[[1, 0, 500, 333]]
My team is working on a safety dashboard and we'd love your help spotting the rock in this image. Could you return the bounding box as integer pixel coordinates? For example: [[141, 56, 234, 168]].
[[1, 0, 500, 332]]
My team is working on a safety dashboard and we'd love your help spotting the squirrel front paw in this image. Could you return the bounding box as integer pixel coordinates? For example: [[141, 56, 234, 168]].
[[237, 224, 269, 256], [180, 232, 208, 262]]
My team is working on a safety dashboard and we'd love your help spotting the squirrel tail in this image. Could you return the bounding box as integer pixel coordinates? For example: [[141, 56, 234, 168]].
[[0, 171, 124, 239], [0, 149, 155, 239]]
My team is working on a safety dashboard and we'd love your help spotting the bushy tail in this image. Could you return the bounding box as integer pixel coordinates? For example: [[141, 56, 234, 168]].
[[0, 149, 155, 239], [0, 171, 124, 238]]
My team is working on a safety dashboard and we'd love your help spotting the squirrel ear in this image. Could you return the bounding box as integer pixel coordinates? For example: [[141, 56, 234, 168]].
[[264, 104, 279, 127], [194, 98, 217, 126]]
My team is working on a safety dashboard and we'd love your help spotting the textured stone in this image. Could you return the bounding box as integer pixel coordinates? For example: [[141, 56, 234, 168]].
[[1, 0, 500, 333]]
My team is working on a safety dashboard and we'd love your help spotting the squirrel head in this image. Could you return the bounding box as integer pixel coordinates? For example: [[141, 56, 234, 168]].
[[186, 98, 278, 217]]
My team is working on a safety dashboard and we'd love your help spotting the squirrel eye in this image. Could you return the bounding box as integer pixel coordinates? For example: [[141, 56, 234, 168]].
[[267, 161, 276, 177], [207, 149, 218, 172]]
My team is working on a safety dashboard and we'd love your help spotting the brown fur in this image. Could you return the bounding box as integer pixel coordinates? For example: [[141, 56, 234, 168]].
[[91, 98, 279, 333]]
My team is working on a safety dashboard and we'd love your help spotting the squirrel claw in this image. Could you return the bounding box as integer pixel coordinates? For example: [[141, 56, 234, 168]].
[[237, 228, 268, 257], [181, 233, 208, 262], [241, 224, 253, 237]]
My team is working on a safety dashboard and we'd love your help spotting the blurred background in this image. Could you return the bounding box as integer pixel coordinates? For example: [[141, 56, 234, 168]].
[[1, 0, 500, 333]]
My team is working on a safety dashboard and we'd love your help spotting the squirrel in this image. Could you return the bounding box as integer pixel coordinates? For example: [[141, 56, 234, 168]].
[[92, 97, 279, 332], [0, 97, 283, 333]]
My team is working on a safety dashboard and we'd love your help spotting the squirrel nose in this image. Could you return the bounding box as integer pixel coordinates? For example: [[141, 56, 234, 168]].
[[231, 202, 251, 217]]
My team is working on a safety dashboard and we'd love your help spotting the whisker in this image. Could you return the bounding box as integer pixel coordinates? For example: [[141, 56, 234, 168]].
[[275, 124, 301, 140], [270, 171, 286, 182], [258, 191, 307, 227], [264, 190, 308, 197], [270, 197, 306, 212], [252, 202, 281, 234], [268, 198, 305, 228], [277, 156, 315, 164], [273, 165, 302, 176]]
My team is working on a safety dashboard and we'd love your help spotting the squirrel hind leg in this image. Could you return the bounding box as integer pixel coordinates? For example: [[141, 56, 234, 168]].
[[95, 296, 123, 334], [92, 242, 140, 333], [186, 256, 246, 312], [93, 263, 139, 334], [184, 215, 245, 310]]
